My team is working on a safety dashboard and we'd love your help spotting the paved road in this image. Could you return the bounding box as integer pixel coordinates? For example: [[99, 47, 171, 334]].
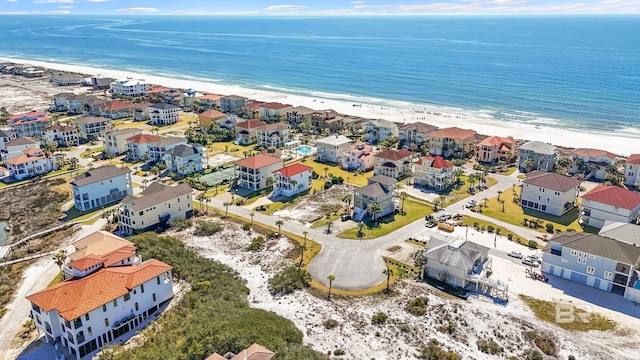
[[208, 171, 531, 291]]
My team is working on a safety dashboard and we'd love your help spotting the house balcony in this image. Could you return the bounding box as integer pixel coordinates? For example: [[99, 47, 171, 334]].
[[613, 273, 628, 286], [616, 262, 631, 275]]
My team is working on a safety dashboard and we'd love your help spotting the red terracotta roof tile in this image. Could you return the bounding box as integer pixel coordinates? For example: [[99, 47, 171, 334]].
[[477, 136, 516, 147], [234, 154, 282, 169], [582, 185, 640, 210], [416, 155, 453, 169], [199, 109, 227, 119], [573, 148, 617, 160], [273, 163, 313, 178], [430, 127, 477, 140], [125, 134, 160, 144], [626, 154, 640, 165], [375, 148, 413, 161], [235, 119, 267, 129]]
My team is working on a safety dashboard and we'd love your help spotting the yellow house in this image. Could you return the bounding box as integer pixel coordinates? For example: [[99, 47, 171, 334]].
[[198, 109, 228, 130]]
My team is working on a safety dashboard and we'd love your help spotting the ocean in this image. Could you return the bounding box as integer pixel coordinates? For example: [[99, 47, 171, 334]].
[[0, 15, 639, 131]]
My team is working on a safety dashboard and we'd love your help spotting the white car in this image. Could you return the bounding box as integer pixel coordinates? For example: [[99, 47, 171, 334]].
[[522, 257, 540, 267], [465, 200, 477, 208], [508, 251, 523, 259], [439, 213, 452, 222]]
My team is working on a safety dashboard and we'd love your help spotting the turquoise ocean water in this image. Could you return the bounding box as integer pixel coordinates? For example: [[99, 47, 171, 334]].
[[0, 15, 638, 131]]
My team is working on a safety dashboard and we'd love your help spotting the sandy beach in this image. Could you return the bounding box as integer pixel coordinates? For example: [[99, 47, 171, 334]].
[[2, 56, 638, 157]]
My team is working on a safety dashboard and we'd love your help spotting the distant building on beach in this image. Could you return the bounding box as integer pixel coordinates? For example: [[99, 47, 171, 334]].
[[149, 103, 180, 126], [518, 141, 557, 173], [311, 109, 344, 132], [427, 127, 476, 158], [110, 78, 150, 97], [398, 122, 438, 146], [363, 119, 398, 145], [50, 71, 84, 86], [475, 136, 517, 164], [220, 95, 248, 113]]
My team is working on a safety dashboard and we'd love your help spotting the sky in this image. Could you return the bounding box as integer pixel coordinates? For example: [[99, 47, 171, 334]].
[[2, 0, 640, 15]]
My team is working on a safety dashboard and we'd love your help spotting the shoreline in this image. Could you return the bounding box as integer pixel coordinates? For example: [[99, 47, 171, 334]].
[[2, 56, 638, 157]]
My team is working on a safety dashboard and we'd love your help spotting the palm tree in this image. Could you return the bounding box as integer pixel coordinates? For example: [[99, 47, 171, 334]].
[[483, 197, 489, 208], [276, 219, 284, 235], [326, 274, 335, 300], [69, 157, 79, 170], [439, 195, 446, 210], [299, 231, 308, 267], [499, 199, 506, 212], [290, 179, 298, 195], [324, 167, 329, 178], [524, 157, 535, 173], [497, 190, 502, 201], [250, 212, 255, 226], [326, 219, 333, 234], [357, 222, 366, 237], [368, 202, 382, 225], [342, 193, 353, 212], [53, 250, 66, 278], [223, 201, 231, 217], [400, 191, 407, 214], [196, 192, 207, 210], [383, 267, 394, 294]]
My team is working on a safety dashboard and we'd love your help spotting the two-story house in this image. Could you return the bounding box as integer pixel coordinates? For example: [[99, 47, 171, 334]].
[[146, 137, 188, 162], [311, 110, 344, 132], [234, 154, 284, 191], [272, 163, 313, 197], [74, 116, 112, 141], [27, 231, 173, 360], [353, 175, 397, 222], [624, 154, 640, 187], [71, 165, 133, 212], [197, 93, 223, 110], [423, 235, 491, 289], [570, 148, 618, 180], [521, 171, 582, 216], [414, 155, 454, 190], [125, 134, 160, 161], [0, 130, 18, 152], [8, 111, 52, 137], [316, 135, 351, 163], [110, 78, 149, 96], [118, 182, 193, 235], [3, 147, 57, 180], [373, 148, 413, 179], [234, 119, 267, 145], [542, 232, 640, 299], [103, 129, 142, 156], [286, 106, 315, 127], [82, 98, 107, 117], [580, 185, 640, 229], [163, 144, 208, 175], [149, 103, 179, 126], [427, 127, 476, 158], [50, 71, 84, 86], [518, 141, 557, 173], [363, 119, 398, 145], [474, 136, 517, 164], [398, 122, 438, 146], [2, 136, 39, 160], [43, 125, 79, 147], [66, 94, 95, 115], [342, 142, 376, 171], [256, 122, 290, 148], [259, 102, 292, 121], [101, 100, 143, 120], [220, 95, 248, 113]]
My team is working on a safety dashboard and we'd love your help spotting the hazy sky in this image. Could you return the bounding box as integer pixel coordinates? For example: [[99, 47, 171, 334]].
[[2, 0, 640, 15]]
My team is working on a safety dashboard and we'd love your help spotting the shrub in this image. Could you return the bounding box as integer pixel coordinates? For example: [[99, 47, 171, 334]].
[[405, 297, 429, 316], [545, 223, 554, 233], [323, 180, 333, 190], [528, 240, 539, 249], [476, 339, 503, 354], [418, 339, 461, 360], [528, 349, 543, 360], [268, 267, 311, 294], [242, 223, 251, 231], [371, 312, 388, 325], [333, 349, 345, 356], [323, 319, 339, 329], [507, 233, 514, 241], [473, 222, 479, 228], [312, 170, 319, 179], [437, 321, 456, 335], [171, 218, 192, 231], [568, 356, 576, 360], [194, 220, 221, 236], [487, 225, 495, 233], [247, 236, 264, 251]]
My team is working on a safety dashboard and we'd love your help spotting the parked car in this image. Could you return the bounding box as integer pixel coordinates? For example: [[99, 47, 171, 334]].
[[438, 213, 452, 222], [522, 257, 540, 267], [425, 214, 435, 221], [508, 251, 523, 259], [340, 214, 351, 221], [465, 200, 477, 208]]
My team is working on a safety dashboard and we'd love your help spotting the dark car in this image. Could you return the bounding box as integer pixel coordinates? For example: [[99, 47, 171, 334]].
[[425, 214, 435, 221], [341, 214, 351, 221]]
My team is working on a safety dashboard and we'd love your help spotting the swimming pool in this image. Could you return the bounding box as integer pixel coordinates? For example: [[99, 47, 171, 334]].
[[296, 145, 313, 155]]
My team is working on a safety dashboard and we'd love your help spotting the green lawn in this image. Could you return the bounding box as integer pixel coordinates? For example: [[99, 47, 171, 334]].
[[208, 141, 256, 156], [439, 176, 498, 207], [476, 187, 584, 234], [460, 215, 533, 245], [337, 198, 433, 239], [291, 159, 373, 187]]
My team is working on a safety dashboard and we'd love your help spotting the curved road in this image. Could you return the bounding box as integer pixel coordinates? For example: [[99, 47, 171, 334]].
[[209, 171, 535, 291]]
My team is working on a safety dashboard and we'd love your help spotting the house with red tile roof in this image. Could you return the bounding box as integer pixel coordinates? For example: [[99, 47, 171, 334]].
[[104, 128, 142, 155], [234, 119, 268, 145], [272, 163, 313, 197], [414, 156, 454, 190], [374, 148, 413, 179], [8, 111, 51, 137], [570, 148, 619, 181], [259, 102, 293, 121], [234, 154, 284, 191], [3, 136, 40, 160], [343, 142, 376, 171], [521, 171, 582, 216], [198, 93, 224, 110], [27, 229, 173, 359], [474, 136, 517, 164], [427, 127, 477, 158], [580, 185, 640, 228], [205, 343, 275, 360], [240, 101, 263, 119], [398, 122, 438, 146], [3, 146, 57, 180], [624, 154, 640, 187], [125, 133, 160, 161]]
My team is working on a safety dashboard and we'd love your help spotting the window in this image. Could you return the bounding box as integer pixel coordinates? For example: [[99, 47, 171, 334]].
[[604, 271, 613, 280], [157, 277, 160, 284], [135, 302, 139, 311], [87, 327, 92, 336], [85, 313, 90, 321], [152, 293, 156, 302], [102, 305, 107, 312], [140, 284, 144, 293], [104, 318, 109, 327], [124, 292, 131, 301], [570, 250, 577, 256], [113, 299, 118, 307], [45, 322, 52, 334], [74, 317, 83, 329], [586, 266, 595, 275]]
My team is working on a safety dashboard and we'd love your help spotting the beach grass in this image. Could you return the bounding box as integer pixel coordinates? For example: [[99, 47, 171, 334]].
[[291, 159, 373, 187], [519, 295, 616, 332], [337, 198, 432, 239]]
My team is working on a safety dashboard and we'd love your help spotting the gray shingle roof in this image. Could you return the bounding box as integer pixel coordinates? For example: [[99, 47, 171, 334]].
[[75, 116, 110, 125], [165, 144, 201, 157], [545, 232, 640, 265], [147, 137, 187, 147], [71, 165, 131, 187], [105, 128, 141, 137], [368, 175, 397, 187], [120, 182, 192, 211], [150, 103, 179, 110], [424, 236, 490, 273], [519, 141, 557, 155], [523, 171, 581, 192], [0, 130, 17, 138], [6, 136, 38, 146], [598, 222, 640, 246], [355, 183, 388, 198]]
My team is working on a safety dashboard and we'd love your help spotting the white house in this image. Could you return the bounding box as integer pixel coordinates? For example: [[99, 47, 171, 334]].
[[518, 141, 557, 173], [259, 102, 292, 121], [163, 144, 208, 175], [0, 130, 18, 152], [423, 235, 492, 289], [363, 119, 398, 144], [316, 135, 351, 163], [63, 231, 138, 280], [272, 163, 313, 197], [256, 122, 290, 148], [8, 111, 52, 137], [234, 154, 284, 191], [398, 122, 438, 146], [71, 165, 133, 212], [580, 185, 640, 229], [118, 182, 193, 235], [414, 155, 455, 190], [27, 231, 173, 360], [125, 134, 160, 161], [110, 78, 149, 96], [373, 148, 413, 179], [624, 154, 640, 187], [74, 116, 112, 140], [570, 148, 618, 180], [146, 137, 188, 162], [103, 128, 142, 156], [3, 148, 57, 180], [3, 136, 39, 160], [43, 125, 79, 147], [521, 171, 582, 216], [234, 119, 267, 145], [149, 103, 180, 126]]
